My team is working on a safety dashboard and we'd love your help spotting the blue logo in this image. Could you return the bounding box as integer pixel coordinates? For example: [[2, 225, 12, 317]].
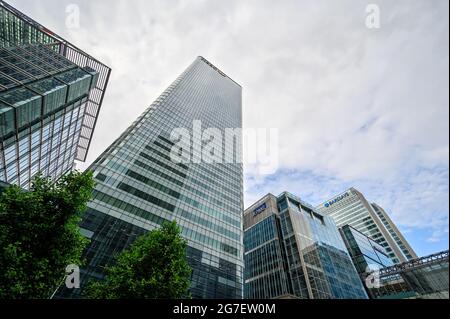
[[253, 203, 267, 216], [324, 192, 349, 208]]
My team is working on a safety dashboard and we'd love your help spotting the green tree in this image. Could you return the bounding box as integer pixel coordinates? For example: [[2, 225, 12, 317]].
[[85, 220, 192, 299], [0, 171, 95, 299]]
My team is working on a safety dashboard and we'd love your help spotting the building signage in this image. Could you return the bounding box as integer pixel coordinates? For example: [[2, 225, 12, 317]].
[[253, 202, 267, 216], [324, 192, 349, 208]]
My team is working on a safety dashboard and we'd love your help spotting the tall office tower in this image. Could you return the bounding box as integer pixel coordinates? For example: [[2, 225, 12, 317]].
[[371, 203, 418, 260], [244, 192, 368, 299], [58, 57, 243, 299], [0, 1, 110, 188], [316, 188, 416, 264]]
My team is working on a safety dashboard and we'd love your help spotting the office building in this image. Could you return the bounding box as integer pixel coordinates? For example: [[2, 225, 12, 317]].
[[244, 192, 368, 299], [58, 57, 243, 299], [368, 250, 449, 299], [316, 188, 416, 264], [0, 1, 110, 189], [371, 203, 417, 260], [340, 224, 394, 275]]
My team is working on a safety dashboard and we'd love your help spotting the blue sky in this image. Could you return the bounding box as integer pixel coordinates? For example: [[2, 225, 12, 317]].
[[245, 168, 449, 257], [9, 0, 449, 257]]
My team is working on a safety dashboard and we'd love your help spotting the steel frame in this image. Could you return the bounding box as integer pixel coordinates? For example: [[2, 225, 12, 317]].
[[377, 250, 449, 277]]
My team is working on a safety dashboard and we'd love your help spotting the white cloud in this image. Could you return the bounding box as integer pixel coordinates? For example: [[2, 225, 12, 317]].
[[9, 0, 449, 250]]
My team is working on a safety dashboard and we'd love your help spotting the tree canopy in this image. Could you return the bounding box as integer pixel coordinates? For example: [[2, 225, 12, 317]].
[[0, 171, 95, 299], [85, 220, 192, 299]]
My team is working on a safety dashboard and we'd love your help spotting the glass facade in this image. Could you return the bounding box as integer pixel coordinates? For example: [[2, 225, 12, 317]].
[[371, 203, 418, 260], [0, 1, 111, 188], [244, 211, 291, 299], [0, 44, 95, 188], [316, 188, 414, 264], [57, 56, 243, 299], [339, 224, 393, 294], [244, 192, 368, 299]]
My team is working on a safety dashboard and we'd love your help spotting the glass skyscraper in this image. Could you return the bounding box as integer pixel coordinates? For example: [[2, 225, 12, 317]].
[[0, 1, 110, 188], [371, 203, 417, 261], [58, 56, 243, 299], [316, 188, 416, 264], [340, 224, 393, 276], [244, 192, 368, 299]]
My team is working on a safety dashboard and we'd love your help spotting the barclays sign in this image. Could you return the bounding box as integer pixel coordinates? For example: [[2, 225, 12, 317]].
[[253, 202, 267, 216], [324, 192, 349, 208]]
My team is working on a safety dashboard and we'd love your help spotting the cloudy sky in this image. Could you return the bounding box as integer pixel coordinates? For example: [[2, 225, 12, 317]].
[[9, 0, 449, 256]]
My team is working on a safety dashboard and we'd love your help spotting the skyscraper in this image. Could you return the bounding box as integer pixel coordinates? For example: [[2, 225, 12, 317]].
[[0, 1, 110, 188], [339, 224, 393, 276], [58, 56, 243, 299], [316, 188, 417, 264], [371, 203, 418, 260], [244, 192, 368, 299]]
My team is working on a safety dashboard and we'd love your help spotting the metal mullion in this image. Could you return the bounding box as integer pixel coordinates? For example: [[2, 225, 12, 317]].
[[54, 118, 64, 176], [39, 118, 51, 175], [69, 105, 81, 170], [64, 103, 77, 168], [4, 45, 56, 79], [55, 104, 73, 173], [12, 44, 62, 75], [0, 57, 36, 85], [29, 45, 70, 72], [72, 100, 84, 159], [36, 116, 44, 176], [50, 111, 63, 170], [34, 44, 74, 71], [46, 113, 57, 177], [23, 122, 32, 188], [77, 67, 111, 161]]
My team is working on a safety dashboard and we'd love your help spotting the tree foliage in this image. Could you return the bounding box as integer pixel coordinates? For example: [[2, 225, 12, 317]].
[[0, 171, 95, 299], [85, 220, 192, 299]]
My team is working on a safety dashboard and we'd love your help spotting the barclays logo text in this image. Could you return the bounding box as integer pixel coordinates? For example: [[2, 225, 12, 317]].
[[324, 192, 349, 208]]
